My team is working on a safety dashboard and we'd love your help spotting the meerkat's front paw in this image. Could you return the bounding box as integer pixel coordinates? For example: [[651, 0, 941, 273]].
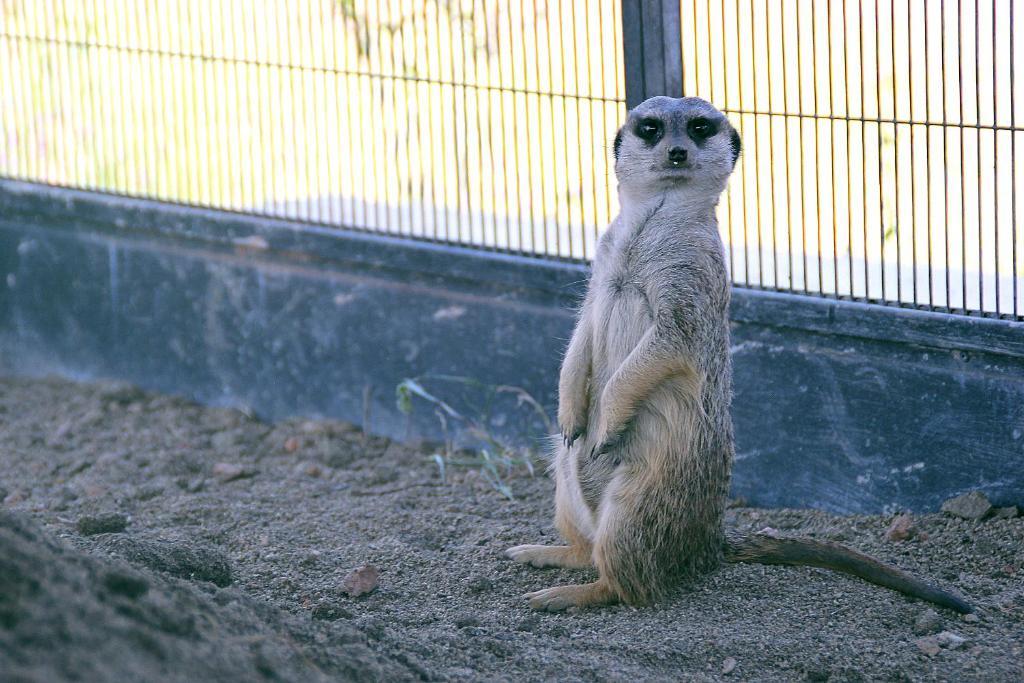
[[557, 404, 587, 448]]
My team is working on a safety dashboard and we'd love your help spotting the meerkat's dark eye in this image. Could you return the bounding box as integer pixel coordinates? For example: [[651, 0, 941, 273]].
[[634, 117, 663, 142], [687, 117, 716, 140]]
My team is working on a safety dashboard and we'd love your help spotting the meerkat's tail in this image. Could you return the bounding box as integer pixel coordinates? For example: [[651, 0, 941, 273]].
[[723, 530, 973, 614]]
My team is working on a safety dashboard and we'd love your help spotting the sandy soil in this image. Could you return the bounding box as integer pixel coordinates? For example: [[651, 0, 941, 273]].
[[1, 375, 1022, 682]]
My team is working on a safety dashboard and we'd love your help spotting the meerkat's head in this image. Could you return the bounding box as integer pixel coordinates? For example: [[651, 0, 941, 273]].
[[613, 96, 740, 198]]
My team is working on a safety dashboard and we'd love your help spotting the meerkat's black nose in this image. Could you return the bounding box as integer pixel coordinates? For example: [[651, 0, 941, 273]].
[[668, 146, 687, 165]]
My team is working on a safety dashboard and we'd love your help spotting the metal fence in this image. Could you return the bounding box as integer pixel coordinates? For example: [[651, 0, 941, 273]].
[[1, 1, 1021, 319]]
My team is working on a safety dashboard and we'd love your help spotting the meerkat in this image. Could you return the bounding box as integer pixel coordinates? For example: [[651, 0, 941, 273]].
[[506, 96, 971, 614]]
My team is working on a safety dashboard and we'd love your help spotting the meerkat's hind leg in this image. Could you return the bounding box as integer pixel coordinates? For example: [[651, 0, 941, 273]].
[[524, 580, 617, 612], [505, 544, 592, 569]]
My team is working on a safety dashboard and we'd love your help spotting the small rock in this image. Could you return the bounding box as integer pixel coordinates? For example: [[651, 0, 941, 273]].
[[722, 657, 738, 675], [295, 461, 324, 478], [341, 564, 379, 597], [992, 506, 1019, 519], [283, 436, 302, 453], [941, 491, 992, 520], [886, 512, 916, 541], [915, 637, 942, 657], [962, 613, 980, 624], [211, 462, 254, 483], [77, 512, 129, 536], [936, 631, 967, 650], [913, 608, 944, 635]]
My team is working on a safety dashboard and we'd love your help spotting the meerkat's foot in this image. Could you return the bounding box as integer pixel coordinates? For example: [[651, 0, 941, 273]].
[[524, 581, 617, 612], [505, 544, 592, 569]]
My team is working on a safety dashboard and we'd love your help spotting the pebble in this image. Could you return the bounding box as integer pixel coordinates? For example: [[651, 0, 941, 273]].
[[283, 436, 302, 453], [941, 491, 992, 520], [962, 613, 980, 624], [915, 637, 942, 657], [295, 461, 324, 478], [885, 512, 916, 542], [912, 608, 944, 635], [722, 657, 738, 675], [211, 462, 254, 483], [992, 506, 1019, 519], [341, 564, 379, 597], [936, 631, 968, 650], [77, 512, 129, 536]]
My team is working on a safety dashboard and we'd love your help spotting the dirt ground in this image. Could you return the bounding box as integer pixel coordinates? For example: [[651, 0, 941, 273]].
[[1, 375, 1022, 682]]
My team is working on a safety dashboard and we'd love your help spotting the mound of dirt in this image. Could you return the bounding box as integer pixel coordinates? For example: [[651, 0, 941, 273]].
[[0, 511, 409, 682]]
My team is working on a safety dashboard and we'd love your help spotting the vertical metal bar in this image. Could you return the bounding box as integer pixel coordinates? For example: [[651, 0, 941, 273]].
[[890, 0, 902, 304], [622, 0, 682, 108], [409, 3, 430, 240], [468, 1, 492, 249], [746, 0, 763, 288], [941, 0, 952, 310], [502, 3, 527, 252], [597, 1, 614, 248], [782, 0, 797, 292], [992, 0, 1000, 315], [826, 0, 839, 297], [976, 0, 984, 313], [858, 0, 870, 300], [431, 1, 451, 241], [568, 0, 588, 260], [810, 1, 822, 294], [554, 0, 575, 258], [763, 0, 779, 290], [958, 0, 968, 312], [371, 0, 391, 233], [493, 3, 516, 252], [453, 4, 469, 245], [923, 1, 934, 309], [842, 0, 856, 298], [874, 0, 887, 303], [1010, 0, 1019, 318], [519, 2, 540, 254], [731, 0, 750, 286]]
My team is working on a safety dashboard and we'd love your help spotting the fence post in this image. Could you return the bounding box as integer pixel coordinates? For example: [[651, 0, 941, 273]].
[[621, 0, 683, 109]]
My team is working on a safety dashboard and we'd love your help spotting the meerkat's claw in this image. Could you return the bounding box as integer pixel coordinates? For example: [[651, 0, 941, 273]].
[[561, 427, 584, 448]]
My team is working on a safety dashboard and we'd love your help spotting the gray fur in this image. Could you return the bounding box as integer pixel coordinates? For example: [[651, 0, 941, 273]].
[[507, 97, 739, 609]]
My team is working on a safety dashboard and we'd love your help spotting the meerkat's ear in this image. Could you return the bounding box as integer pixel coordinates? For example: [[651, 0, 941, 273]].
[[613, 127, 624, 161], [729, 127, 741, 165]]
